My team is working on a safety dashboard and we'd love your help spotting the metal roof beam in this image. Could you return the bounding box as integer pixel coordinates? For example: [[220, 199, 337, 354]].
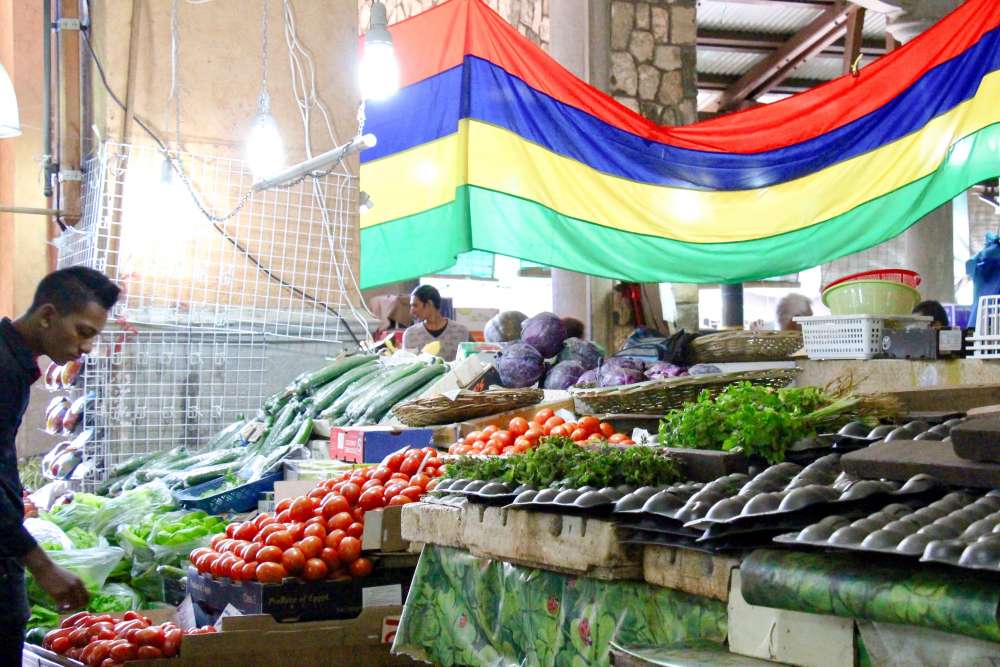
[[842, 6, 867, 73], [701, 0, 853, 112], [698, 73, 825, 95]]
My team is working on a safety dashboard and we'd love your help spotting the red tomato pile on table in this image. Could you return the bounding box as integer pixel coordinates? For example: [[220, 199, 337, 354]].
[[447, 410, 634, 456], [189, 447, 443, 584], [42, 610, 216, 666]]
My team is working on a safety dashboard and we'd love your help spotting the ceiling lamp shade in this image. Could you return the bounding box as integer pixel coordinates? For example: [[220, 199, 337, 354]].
[[0, 63, 21, 138]]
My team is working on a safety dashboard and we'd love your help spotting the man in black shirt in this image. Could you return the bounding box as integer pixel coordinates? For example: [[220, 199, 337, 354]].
[[1, 267, 119, 662]]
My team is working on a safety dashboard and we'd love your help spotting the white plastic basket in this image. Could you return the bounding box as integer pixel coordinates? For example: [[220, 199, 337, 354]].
[[794, 315, 932, 360], [968, 295, 1000, 358]]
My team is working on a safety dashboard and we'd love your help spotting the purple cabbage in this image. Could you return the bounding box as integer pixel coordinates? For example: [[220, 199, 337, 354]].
[[484, 311, 528, 343], [497, 342, 545, 388], [603, 356, 645, 372], [543, 360, 586, 390], [598, 365, 646, 387], [575, 369, 598, 387], [557, 338, 603, 370], [520, 312, 567, 359], [645, 362, 688, 380]]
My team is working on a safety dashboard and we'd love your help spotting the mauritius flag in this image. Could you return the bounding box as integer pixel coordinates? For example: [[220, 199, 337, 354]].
[[359, 0, 1000, 288]]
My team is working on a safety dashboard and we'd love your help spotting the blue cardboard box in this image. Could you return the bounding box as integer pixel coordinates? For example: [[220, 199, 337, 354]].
[[328, 425, 434, 464]]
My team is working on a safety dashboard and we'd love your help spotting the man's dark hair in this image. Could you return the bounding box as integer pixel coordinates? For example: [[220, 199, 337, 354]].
[[30, 267, 121, 315], [562, 316, 585, 339], [912, 300, 949, 327], [411, 284, 442, 310]]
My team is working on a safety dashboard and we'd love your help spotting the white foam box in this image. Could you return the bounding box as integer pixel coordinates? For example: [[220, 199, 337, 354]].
[[727, 569, 854, 667]]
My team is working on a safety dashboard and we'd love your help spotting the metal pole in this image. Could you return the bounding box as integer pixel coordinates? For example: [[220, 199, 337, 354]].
[[43, 0, 53, 198], [0, 205, 77, 218], [721, 283, 744, 330]]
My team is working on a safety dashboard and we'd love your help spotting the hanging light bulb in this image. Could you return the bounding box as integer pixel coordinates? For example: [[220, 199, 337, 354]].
[[359, 1, 399, 101], [246, 91, 285, 181], [0, 63, 21, 138]]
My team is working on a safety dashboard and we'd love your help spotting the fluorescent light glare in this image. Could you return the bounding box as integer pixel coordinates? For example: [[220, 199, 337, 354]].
[[0, 63, 21, 138], [360, 2, 399, 101]]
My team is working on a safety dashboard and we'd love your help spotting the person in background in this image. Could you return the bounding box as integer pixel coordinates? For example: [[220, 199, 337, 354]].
[[403, 285, 471, 361], [776, 294, 813, 331], [1, 267, 120, 663], [562, 317, 585, 339], [913, 300, 949, 329]]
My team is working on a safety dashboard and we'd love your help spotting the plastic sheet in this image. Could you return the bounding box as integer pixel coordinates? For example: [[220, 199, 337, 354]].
[[392, 545, 727, 667], [741, 549, 1000, 644], [858, 621, 1000, 667]]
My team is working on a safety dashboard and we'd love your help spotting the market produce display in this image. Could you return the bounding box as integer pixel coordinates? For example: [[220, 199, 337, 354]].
[[444, 437, 682, 489], [38, 610, 216, 666], [94, 354, 443, 498], [446, 409, 635, 456], [659, 381, 902, 464], [189, 447, 443, 584]]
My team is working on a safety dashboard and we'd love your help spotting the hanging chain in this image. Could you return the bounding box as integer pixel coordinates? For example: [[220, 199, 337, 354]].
[[259, 0, 270, 111]]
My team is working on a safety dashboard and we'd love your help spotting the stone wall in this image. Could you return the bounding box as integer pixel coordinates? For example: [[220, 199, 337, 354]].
[[362, 0, 549, 49], [610, 0, 697, 125]]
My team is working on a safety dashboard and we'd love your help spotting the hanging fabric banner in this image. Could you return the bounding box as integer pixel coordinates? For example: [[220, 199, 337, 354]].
[[359, 0, 1000, 288]]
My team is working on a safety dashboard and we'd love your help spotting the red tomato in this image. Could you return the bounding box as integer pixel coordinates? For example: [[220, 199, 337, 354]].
[[570, 428, 588, 442], [349, 557, 373, 578], [233, 521, 257, 541], [341, 482, 362, 506], [400, 454, 423, 477], [289, 497, 314, 523], [465, 430, 483, 443], [390, 472, 410, 481], [508, 417, 530, 436], [225, 523, 238, 539], [256, 561, 287, 584], [599, 422, 616, 437], [329, 511, 353, 532], [352, 506, 367, 522], [134, 626, 164, 647], [302, 558, 328, 581], [298, 535, 324, 560], [609, 433, 628, 444], [337, 536, 362, 563], [383, 483, 406, 500], [524, 428, 543, 443], [276, 509, 292, 524], [307, 487, 327, 501], [534, 408, 554, 424], [241, 561, 258, 581], [384, 451, 406, 472], [370, 466, 393, 483], [544, 416, 565, 430], [265, 530, 294, 551], [274, 498, 292, 515], [320, 547, 341, 571], [228, 558, 247, 581], [109, 642, 138, 661], [51, 636, 71, 654], [325, 529, 347, 550], [361, 478, 383, 492], [358, 487, 385, 511], [210, 534, 226, 550], [255, 545, 283, 563], [549, 425, 570, 437], [388, 494, 413, 506], [401, 485, 424, 499], [189, 547, 210, 565], [252, 512, 272, 529], [321, 494, 350, 518], [281, 547, 306, 575], [346, 522, 365, 538], [481, 425, 499, 436], [303, 522, 327, 540], [491, 431, 513, 448], [259, 523, 286, 541], [305, 515, 326, 527], [578, 416, 600, 434], [409, 473, 430, 490], [286, 523, 306, 541]]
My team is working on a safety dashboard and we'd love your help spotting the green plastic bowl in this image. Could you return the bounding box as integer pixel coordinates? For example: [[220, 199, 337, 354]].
[[822, 279, 921, 315]]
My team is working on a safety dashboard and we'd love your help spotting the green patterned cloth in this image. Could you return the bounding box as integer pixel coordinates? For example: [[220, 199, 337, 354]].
[[741, 549, 1000, 644], [391, 545, 727, 667]]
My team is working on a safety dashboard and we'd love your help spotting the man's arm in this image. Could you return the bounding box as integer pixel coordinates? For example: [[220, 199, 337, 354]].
[[23, 546, 89, 611]]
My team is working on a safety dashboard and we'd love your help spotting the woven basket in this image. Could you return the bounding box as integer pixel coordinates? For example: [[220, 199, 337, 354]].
[[570, 368, 799, 415], [393, 388, 544, 426], [689, 330, 803, 363]]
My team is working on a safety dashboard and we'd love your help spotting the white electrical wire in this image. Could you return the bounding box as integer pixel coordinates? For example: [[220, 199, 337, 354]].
[[169, 0, 182, 149], [281, 0, 375, 340]]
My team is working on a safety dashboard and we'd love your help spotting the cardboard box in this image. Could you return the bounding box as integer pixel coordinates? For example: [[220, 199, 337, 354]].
[[187, 564, 415, 623], [727, 569, 854, 667], [329, 425, 434, 463], [361, 505, 409, 552]]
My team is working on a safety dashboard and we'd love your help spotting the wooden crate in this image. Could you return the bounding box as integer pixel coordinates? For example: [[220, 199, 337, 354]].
[[462, 505, 642, 580], [642, 545, 740, 602]]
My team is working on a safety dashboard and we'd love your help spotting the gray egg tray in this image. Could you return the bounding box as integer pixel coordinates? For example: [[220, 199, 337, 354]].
[[433, 478, 638, 515], [432, 478, 528, 505], [776, 490, 1000, 572], [611, 454, 947, 539], [832, 418, 964, 451]]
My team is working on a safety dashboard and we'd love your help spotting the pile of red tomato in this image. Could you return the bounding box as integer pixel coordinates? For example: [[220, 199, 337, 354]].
[[42, 610, 215, 666], [447, 409, 634, 456], [189, 447, 443, 585]]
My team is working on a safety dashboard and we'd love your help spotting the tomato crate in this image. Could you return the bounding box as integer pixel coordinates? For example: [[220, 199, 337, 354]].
[[186, 564, 415, 623]]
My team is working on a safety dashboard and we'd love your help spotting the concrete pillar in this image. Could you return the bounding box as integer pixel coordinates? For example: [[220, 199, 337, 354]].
[[904, 203, 955, 303]]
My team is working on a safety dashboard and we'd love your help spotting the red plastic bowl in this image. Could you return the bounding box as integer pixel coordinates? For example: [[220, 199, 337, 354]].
[[823, 269, 921, 293]]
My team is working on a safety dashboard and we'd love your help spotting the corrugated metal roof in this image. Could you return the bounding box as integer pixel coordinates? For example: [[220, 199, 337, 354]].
[[699, 0, 887, 39], [698, 47, 879, 82]]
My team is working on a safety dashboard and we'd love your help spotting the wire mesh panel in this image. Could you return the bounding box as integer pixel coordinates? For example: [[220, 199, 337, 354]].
[[79, 325, 268, 482], [56, 141, 363, 343]]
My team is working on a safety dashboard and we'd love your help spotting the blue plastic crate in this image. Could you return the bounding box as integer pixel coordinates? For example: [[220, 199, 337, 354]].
[[174, 472, 282, 514]]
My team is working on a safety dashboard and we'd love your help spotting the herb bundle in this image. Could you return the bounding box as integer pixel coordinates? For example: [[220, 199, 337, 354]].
[[444, 437, 683, 489], [658, 381, 901, 464]]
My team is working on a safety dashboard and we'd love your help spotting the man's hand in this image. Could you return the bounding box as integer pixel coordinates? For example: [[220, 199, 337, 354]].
[[23, 547, 89, 612]]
